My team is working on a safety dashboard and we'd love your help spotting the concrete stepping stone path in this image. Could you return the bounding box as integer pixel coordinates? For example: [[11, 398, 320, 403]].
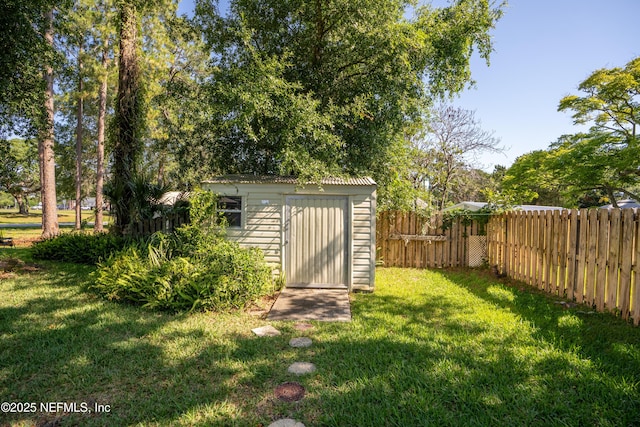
[[260, 326, 314, 427], [251, 325, 281, 337], [287, 362, 316, 375], [289, 337, 313, 348], [268, 419, 306, 427]]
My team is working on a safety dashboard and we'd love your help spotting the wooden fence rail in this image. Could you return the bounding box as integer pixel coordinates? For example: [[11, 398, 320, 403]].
[[376, 211, 485, 268], [487, 209, 640, 325], [130, 212, 190, 237]]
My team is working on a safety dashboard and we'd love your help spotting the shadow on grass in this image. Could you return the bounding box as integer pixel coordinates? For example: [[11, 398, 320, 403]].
[[301, 268, 640, 426], [0, 255, 279, 426], [2, 262, 639, 426], [439, 268, 640, 377]]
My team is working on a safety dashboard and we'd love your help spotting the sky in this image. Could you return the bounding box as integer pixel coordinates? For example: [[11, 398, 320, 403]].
[[177, 0, 640, 171]]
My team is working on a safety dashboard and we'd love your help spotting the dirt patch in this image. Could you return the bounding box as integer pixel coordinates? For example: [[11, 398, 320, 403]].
[[274, 382, 305, 402], [0, 256, 43, 277], [246, 292, 280, 318]]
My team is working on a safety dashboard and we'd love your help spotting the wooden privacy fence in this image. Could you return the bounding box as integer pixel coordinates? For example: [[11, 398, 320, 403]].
[[377, 211, 486, 268], [487, 209, 640, 325], [130, 211, 190, 237]]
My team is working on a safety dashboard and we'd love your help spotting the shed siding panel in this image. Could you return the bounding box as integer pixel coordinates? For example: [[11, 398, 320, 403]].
[[202, 181, 376, 290]]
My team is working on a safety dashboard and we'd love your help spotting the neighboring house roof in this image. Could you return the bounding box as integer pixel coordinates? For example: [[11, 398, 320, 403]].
[[443, 201, 565, 212], [443, 201, 488, 212], [158, 191, 189, 206], [202, 175, 376, 186], [600, 199, 640, 209]]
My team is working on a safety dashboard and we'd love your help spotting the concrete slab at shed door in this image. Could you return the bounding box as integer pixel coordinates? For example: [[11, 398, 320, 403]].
[[285, 196, 348, 289]]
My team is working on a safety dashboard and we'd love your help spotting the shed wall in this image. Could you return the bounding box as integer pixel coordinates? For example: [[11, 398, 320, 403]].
[[201, 182, 376, 291]]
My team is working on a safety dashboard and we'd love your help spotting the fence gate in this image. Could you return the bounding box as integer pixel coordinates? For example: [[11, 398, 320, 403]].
[[285, 196, 348, 288]]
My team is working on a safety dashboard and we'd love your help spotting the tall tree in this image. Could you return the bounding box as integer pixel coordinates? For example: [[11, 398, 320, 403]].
[[111, 0, 144, 235], [501, 150, 564, 206], [187, 0, 504, 207], [1, 1, 67, 237], [96, 36, 110, 231], [74, 42, 85, 229], [57, 0, 118, 231], [554, 56, 640, 207], [40, 8, 59, 238], [548, 132, 639, 206], [412, 105, 502, 210]]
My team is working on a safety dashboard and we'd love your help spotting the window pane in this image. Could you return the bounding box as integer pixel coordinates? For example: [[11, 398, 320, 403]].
[[224, 212, 241, 227], [219, 196, 241, 211]]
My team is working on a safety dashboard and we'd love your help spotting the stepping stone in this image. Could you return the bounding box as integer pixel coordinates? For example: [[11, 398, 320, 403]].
[[268, 419, 305, 427], [293, 322, 314, 331], [274, 382, 305, 402], [289, 337, 312, 348], [251, 325, 281, 337], [288, 362, 316, 375]]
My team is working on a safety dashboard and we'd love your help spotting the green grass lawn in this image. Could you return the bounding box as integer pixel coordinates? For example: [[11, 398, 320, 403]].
[[0, 209, 111, 242], [1, 250, 639, 426], [0, 209, 78, 224]]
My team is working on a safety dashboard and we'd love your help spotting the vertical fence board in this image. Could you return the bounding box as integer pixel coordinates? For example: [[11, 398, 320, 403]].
[[607, 209, 621, 312], [619, 209, 634, 320], [551, 211, 560, 295], [567, 210, 578, 300], [575, 209, 588, 303], [543, 211, 552, 293], [585, 209, 598, 306], [524, 212, 532, 285], [536, 212, 545, 290], [595, 209, 610, 311], [633, 209, 640, 325], [517, 212, 525, 282], [513, 212, 519, 278], [558, 210, 568, 296], [530, 211, 538, 286]]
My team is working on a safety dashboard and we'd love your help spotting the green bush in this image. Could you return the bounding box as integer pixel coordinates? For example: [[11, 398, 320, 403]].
[[91, 226, 273, 312], [31, 232, 133, 265]]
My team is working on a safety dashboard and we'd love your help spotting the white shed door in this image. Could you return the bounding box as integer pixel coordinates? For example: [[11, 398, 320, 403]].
[[285, 196, 348, 288]]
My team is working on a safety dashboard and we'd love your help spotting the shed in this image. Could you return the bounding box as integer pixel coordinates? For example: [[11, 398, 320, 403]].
[[201, 175, 377, 292]]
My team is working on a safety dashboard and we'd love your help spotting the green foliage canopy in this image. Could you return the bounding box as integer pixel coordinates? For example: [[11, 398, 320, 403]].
[[501, 150, 563, 206], [554, 57, 640, 206], [0, 0, 66, 136], [183, 0, 504, 205], [0, 138, 40, 212]]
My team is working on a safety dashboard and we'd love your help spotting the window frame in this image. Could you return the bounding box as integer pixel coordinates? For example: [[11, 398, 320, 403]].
[[218, 195, 243, 228]]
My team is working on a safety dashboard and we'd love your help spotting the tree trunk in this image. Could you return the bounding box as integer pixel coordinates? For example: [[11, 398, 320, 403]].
[[40, 9, 59, 239], [95, 40, 108, 233], [14, 193, 29, 215], [157, 151, 165, 187], [75, 43, 84, 230], [112, 1, 142, 235]]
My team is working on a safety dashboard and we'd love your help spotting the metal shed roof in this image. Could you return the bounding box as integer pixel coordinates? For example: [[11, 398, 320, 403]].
[[202, 175, 376, 186]]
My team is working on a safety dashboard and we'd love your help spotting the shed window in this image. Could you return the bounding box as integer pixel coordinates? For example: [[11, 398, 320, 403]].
[[219, 196, 242, 227]]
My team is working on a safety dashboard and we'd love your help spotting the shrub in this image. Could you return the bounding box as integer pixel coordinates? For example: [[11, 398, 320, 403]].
[[31, 232, 133, 265], [91, 226, 273, 312]]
